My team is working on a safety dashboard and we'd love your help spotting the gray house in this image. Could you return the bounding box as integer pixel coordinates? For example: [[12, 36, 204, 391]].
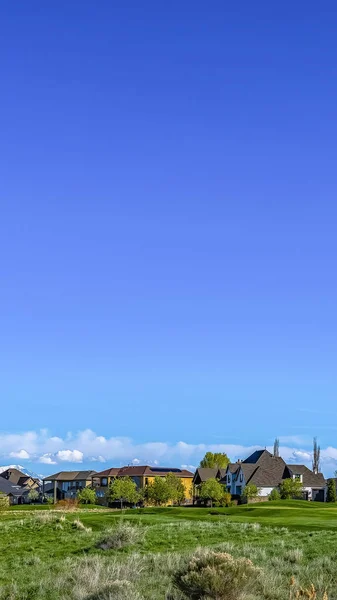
[[43, 470, 96, 503]]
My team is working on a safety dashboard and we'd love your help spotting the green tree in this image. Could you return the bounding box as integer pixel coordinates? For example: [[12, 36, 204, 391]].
[[199, 478, 225, 507], [242, 484, 259, 502], [268, 488, 281, 501], [199, 452, 230, 470], [27, 489, 39, 503], [77, 487, 97, 505], [326, 479, 337, 503], [273, 438, 280, 457], [312, 437, 320, 474], [107, 477, 139, 509], [279, 478, 303, 500], [145, 477, 171, 506], [165, 472, 186, 505]]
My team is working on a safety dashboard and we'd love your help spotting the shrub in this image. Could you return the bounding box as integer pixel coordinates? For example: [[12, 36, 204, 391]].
[[173, 550, 261, 600], [56, 498, 79, 511], [97, 522, 144, 550], [0, 493, 9, 510], [269, 488, 281, 501], [216, 492, 232, 507]]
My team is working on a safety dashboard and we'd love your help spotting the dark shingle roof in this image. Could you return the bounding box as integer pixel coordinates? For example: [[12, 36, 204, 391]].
[[227, 463, 240, 474], [43, 470, 97, 482], [193, 468, 219, 484], [243, 450, 267, 464], [0, 468, 28, 485], [0, 478, 26, 497], [287, 465, 325, 487]]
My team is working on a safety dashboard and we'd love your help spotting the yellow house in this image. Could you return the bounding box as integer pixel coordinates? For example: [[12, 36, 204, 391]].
[[92, 465, 194, 504]]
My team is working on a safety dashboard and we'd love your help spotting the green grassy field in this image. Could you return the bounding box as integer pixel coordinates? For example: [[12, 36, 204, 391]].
[[2, 501, 337, 599]]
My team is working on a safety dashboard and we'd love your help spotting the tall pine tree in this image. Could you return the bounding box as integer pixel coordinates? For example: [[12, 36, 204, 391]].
[[312, 437, 320, 474], [273, 438, 280, 457]]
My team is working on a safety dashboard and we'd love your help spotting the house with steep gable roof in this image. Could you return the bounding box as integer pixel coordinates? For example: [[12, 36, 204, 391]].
[[222, 449, 325, 501]]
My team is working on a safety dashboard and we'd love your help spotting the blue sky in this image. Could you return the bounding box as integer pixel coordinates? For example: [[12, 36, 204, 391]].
[[1, 2, 337, 474]]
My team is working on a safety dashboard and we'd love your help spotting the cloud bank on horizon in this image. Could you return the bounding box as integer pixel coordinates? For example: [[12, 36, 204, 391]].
[[1, 429, 337, 475]]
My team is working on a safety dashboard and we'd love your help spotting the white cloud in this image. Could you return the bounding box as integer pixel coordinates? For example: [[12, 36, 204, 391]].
[[9, 449, 30, 460], [1, 429, 337, 476], [39, 454, 57, 465], [56, 450, 83, 463]]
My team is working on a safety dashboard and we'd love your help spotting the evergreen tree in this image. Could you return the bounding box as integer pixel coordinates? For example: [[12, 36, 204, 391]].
[[312, 437, 320, 474], [273, 438, 280, 458], [327, 479, 337, 503]]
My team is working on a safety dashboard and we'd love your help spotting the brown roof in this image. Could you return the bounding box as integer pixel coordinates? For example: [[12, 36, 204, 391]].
[[287, 465, 325, 488], [117, 466, 193, 478], [92, 468, 121, 478], [43, 470, 96, 482]]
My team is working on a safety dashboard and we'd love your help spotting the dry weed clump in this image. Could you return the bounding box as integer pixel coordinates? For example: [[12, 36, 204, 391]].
[[97, 522, 144, 551], [173, 549, 261, 600], [72, 518, 92, 533], [290, 577, 328, 600], [83, 580, 143, 600]]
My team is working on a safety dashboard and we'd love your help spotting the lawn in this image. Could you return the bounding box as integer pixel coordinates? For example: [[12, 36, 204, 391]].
[[2, 501, 337, 599]]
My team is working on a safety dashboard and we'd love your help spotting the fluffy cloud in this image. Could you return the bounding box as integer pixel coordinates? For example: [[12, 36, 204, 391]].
[[0, 429, 336, 475], [55, 450, 83, 463], [39, 454, 57, 465], [9, 449, 30, 460]]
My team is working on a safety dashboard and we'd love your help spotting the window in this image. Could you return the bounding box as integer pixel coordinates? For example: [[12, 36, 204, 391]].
[[294, 474, 302, 481], [240, 473, 243, 482], [145, 478, 149, 486], [101, 478, 108, 487], [227, 475, 230, 484]]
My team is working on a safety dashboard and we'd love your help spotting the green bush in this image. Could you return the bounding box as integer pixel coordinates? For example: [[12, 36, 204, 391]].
[[269, 488, 281, 501], [97, 522, 144, 550], [216, 492, 232, 507], [173, 549, 261, 600]]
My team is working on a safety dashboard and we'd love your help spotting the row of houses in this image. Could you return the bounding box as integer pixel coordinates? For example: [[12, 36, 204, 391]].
[[0, 449, 328, 505]]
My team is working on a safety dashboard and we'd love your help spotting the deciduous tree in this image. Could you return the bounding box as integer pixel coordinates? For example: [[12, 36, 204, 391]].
[[279, 478, 303, 500], [77, 487, 97, 505], [199, 478, 225, 507], [165, 472, 186, 505], [199, 452, 230, 470], [27, 489, 39, 503], [242, 484, 259, 501], [145, 477, 171, 506], [107, 477, 139, 509]]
